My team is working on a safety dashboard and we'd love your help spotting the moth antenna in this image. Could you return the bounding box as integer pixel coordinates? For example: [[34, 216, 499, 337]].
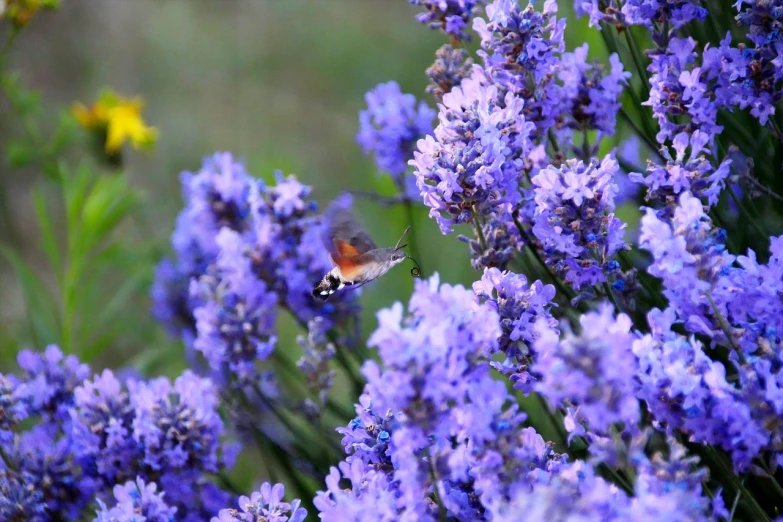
[[403, 254, 423, 278], [394, 226, 412, 251]]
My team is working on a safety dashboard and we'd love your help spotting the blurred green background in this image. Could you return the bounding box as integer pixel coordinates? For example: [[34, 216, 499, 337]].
[[0, 0, 601, 377]]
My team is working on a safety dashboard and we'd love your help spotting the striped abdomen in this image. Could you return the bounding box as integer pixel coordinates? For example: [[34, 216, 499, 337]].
[[312, 268, 353, 301]]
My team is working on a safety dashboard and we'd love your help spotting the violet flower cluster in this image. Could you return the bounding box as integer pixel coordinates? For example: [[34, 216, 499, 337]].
[[356, 81, 435, 196], [316, 275, 720, 521], [407, 0, 632, 274], [640, 191, 783, 469], [473, 267, 557, 392], [409, 0, 484, 41], [531, 155, 632, 292], [0, 345, 259, 521], [153, 153, 359, 395]]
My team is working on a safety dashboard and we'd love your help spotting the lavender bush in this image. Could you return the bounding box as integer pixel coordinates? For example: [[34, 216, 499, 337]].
[[2, 0, 783, 520]]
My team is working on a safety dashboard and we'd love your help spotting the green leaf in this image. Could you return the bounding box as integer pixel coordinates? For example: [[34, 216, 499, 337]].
[[32, 187, 62, 279], [6, 140, 35, 167], [0, 246, 60, 346]]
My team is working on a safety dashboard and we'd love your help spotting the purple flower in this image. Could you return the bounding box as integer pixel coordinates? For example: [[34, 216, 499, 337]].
[[630, 131, 731, 210], [0, 374, 27, 442], [295, 317, 337, 418], [485, 461, 630, 520], [212, 482, 306, 522], [315, 462, 408, 522], [409, 0, 484, 41], [2, 425, 98, 521], [622, 0, 707, 31], [426, 44, 474, 101], [411, 66, 535, 234], [473, 267, 557, 392], [70, 368, 229, 488], [154, 154, 361, 390], [128, 371, 224, 474], [638, 192, 734, 341], [70, 369, 137, 485], [152, 153, 258, 338], [557, 44, 630, 137], [473, 0, 567, 138], [534, 303, 641, 440], [95, 477, 177, 522], [14, 344, 89, 423], [531, 155, 631, 290], [634, 309, 770, 471], [645, 37, 724, 144], [319, 274, 567, 520], [191, 228, 278, 385], [0, 469, 45, 521], [357, 81, 434, 193]]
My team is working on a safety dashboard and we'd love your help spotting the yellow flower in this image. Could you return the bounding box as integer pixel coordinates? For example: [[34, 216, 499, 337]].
[[2, 0, 60, 28], [71, 90, 158, 154]]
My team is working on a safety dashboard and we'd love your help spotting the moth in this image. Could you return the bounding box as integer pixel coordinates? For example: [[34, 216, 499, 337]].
[[312, 195, 421, 300]]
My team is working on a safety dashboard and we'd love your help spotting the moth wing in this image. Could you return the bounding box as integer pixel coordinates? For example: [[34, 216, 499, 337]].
[[321, 193, 377, 260]]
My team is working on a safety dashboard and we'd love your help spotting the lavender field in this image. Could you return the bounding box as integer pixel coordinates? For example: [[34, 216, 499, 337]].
[[1, 0, 783, 521]]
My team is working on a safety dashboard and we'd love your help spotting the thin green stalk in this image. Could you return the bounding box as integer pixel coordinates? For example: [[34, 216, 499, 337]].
[[619, 109, 663, 161], [547, 128, 561, 154], [471, 206, 488, 251], [215, 471, 244, 496], [705, 291, 747, 365], [0, 29, 19, 63], [402, 198, 422, 270], [624, 28, 651, 101], [0, 445, 18, 472], [726, 183, 768, 239], [728, 484, 742, 522], [251, 383, 340, 465], [598, 25, 657, 142], [602, 281, 622, 314], [759, 460, 783, 502], [534, 392, 569, 448], [428, 450, 450, 522], [706, 445, 770, 522], [769, 117, 783, 143]]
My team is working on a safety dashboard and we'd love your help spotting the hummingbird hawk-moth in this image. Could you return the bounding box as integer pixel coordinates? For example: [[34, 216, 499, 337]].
[[312, 195, 421, 300]]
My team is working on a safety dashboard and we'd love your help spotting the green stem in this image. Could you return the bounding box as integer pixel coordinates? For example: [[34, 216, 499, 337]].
[[428, 450, 450, 522], [402, 198, 422, 270], [471, 206, 488, 251], [759, 460, 783, 502], [619, 109, 663, 161], [726, 183, 768, 239], [214, 471, 244, 496], [705, 291, 747, 365], [534, 392, 569, 448], [768, 117, 783, 143], [0, 29, 19, 63], [602, 281, 622, 314], [581, 128, 591, 162], [0, 445, 18, 472], [706, 445, 770, 522], [728, 484, 742, 522], [623, 28, 651, 101], [547, 128, 561, 154]]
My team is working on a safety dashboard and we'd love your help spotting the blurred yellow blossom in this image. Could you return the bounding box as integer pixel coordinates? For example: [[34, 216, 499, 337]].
[[1, 0, 60, 28], [72, 90, 158, 154]]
